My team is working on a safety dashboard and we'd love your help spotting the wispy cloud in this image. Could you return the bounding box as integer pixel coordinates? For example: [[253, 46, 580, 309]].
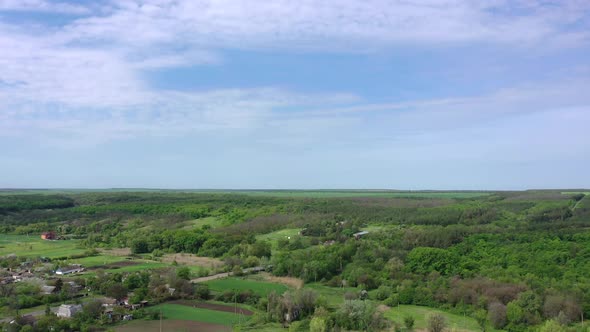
[[1, 0, 589, 189], [54, 0, 590, 50], [2, 0, 589, 110], [0, 0, 90, 14]]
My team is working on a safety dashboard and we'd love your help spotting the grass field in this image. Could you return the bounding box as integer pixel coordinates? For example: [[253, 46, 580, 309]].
[[0, 234, 86, 258], [183, 216, 224, 229], [305, 283, 360, 308], [205, 277, 288, 297], [114, 261, 169, 273], [150, 303, 246, 326], [69, 255, 127, 267], [256, 228, 303, 249], [385, 305, 486, 331]]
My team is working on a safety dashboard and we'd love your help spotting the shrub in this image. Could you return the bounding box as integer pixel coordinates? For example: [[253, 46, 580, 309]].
[[404, 315, 415, 330], [427, 313, 446, 332]]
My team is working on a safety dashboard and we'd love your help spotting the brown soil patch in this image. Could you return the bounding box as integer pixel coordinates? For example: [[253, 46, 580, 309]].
[[115, 319, 230, 332], [377, 304, 390, 313], [100, 248, 131, 256], [161, 253, 224, 269], [171, 300, 253, 316], [88, 260, 138, 270], [259, 272, 304, 289], [109, 260, 138, 267]]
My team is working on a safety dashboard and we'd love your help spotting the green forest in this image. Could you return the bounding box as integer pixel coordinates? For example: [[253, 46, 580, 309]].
[[0, 190, 589, 331]]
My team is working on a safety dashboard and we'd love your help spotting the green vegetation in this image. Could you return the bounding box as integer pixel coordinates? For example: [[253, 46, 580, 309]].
[[1, 189, 590, 332], [182, 216, 223, 229], [205, 277, 288, 297], [256, 228, 303, 249], [150, 303, 246, 325], [214, 190, 491, 198], [385, 305, 483, 331], [0, 234, 85, 258]]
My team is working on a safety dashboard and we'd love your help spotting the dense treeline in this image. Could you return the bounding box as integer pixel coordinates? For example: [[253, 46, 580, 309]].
[[0, 195, 74, 214], [1, 190, 589, 331]]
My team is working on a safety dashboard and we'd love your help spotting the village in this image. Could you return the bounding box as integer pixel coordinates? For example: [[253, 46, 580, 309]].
[[0, 233, 152, 327]]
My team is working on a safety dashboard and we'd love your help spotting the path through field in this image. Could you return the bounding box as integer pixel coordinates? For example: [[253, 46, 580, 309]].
[[190, 266, 264, 283]]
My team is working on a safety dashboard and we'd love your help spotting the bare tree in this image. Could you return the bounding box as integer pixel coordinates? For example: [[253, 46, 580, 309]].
[[427, 313, 446, 332]]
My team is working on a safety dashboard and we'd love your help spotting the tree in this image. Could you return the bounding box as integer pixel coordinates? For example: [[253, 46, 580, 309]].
[[488, 302, 507, 329], [427, 313, 446, 332], [310, 316, 327, 332], [406, 247, 457, 276], [60, 282, 77, 301], [176, 267, 191, 280], [474, 309, 487, 331], [538, 319, 566, 332], [131, 239, 149, 254], [54, 279, 63, 292], [20, 325, 33, 332], [106, 283, 128, 301], [404, 315, 415, 330], [543, 294, 582, 324], [82, 300, 103, 320], [295, 288, 318, 318]]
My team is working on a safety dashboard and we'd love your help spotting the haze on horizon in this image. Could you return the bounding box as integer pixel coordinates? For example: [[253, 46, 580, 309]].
[[1, 0, 589, 190]]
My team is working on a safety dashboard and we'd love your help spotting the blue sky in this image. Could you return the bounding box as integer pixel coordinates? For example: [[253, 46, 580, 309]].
[[1, 0, 589, 189]]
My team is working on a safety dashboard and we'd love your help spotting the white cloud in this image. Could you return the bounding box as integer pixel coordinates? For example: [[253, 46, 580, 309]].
[[1, 0, 588, 111], [59, 0, 590, 49], [0, 0, 589, 149], [0, 0, 90, 14]]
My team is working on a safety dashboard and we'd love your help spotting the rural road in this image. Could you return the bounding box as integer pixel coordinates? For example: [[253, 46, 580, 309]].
[[190, 266, 265, 283], [0, 307, 58, 323], [572, 197, 586, 210]]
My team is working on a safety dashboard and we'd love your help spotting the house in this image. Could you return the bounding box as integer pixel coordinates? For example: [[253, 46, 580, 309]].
[[66, 281, 83, 292], [41, 232, 56, 240], [10, 315, 36, 326], [57, 304, 82, 318], [101, 297, 117, 308], [131, 300, 148, 310], [353, 231, 369, 240], [41, 285, 57, 295], [55, 264, 84, 275], [163, 284, 176, 296]]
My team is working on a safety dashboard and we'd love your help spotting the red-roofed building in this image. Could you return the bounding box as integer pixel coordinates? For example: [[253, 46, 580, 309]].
[[41, 232, 56, 240]]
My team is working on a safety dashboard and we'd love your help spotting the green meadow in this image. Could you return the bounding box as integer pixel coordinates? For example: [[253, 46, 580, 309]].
[[305, 283, 361, 308], [205, 277, 289, 297], [150, 303, 246, 326], [385, 305, 486, 331], [256, 228, 303, 249], [0, 234, 85, 258]]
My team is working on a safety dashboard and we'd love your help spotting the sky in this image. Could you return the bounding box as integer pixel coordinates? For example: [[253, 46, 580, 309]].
[[1, 0, 589, 190]]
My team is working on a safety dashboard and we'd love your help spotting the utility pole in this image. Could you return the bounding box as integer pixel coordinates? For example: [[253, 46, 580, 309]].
[[159, 309, 162, 332]]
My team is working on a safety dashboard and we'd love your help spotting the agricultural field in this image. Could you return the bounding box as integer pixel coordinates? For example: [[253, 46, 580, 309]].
[[150, 303, 248, 325], [116, 302, 251, 332], [0, 234, 86, 258], [204, 277, 289, 297], [115, 319, 230, 332]]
